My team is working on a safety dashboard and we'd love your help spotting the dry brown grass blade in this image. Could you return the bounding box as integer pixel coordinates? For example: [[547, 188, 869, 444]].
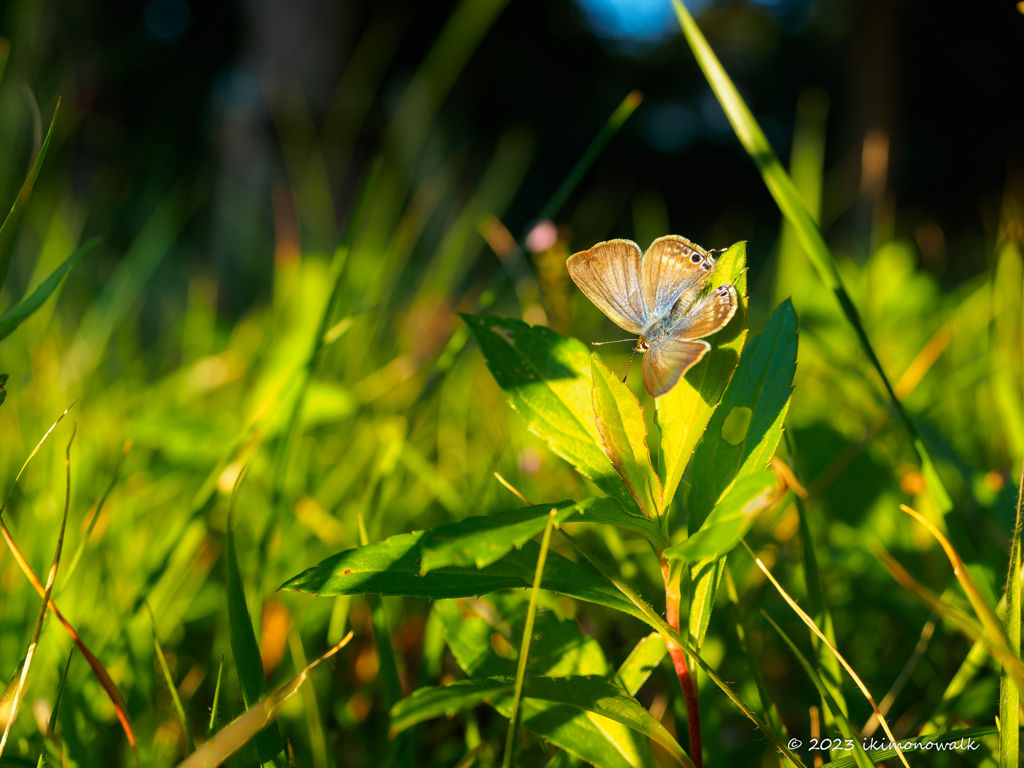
[[0, 402, 137, 757], [0, 423, 75, 756], [0, 516, 137, 755], [175, 632, 354, 768], [493, 471, 533, 505], [893, 323, 954, 400], [871, 543, 984, 640], [900, 503, 1024, 688], [741, 541, 910, 768]]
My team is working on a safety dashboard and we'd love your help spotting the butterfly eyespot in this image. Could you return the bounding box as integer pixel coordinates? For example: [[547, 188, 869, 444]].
[[700, 260, 712, 271], [689, 252, 701, 264]]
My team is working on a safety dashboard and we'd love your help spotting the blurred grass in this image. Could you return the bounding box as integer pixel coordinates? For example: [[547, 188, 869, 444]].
[[0, 0, 1019, 766]]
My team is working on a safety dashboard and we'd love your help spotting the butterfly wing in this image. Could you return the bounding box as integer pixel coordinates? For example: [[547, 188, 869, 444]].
[[641, 284, 739, 398], [566, 239, 647, 334], [671, 283, 738, 340], [642, 337, 711, 398], [641, 235, 715, 318]]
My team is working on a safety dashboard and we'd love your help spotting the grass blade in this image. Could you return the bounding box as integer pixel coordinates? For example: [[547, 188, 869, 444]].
[[761, 611, 874, 768], [1000, 466, 1023, 767], [669, 0, 953, 516], [36, 646, 75, 768], [479, 90, 642, 309], [0, 401, 137, 755], [430, 91, 642, 385], [723, 567, 786, 741], [226, 469, 285, 766], [741, 541, 908, 767], [0, 237, 98, 343], [502, 508, 557, 768], [288, 632, 329, 768], [208, 656, 224, 740], [784, 435, 849, 724], [176, 633, 353, 768], [59, 439, 130, 593], [0, 424, 75, 757], [900, 503, 1024, 689], [0, 99, 59, 293], [149, 604, 196, 755]]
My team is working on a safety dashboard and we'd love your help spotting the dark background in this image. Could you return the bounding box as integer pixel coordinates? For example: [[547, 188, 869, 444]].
[[2, 0, 1022, 321]]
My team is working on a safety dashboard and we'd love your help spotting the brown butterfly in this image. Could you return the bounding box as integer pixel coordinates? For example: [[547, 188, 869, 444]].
[[567, 235, 737, 398]]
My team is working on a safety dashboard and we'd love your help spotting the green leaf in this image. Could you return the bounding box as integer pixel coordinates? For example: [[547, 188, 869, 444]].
[[560, 531, 807, 768], [461, 314, 643, 515], [0, 101, 59, 294], [421, 501, 576, 574], [0, 238, 98, 344], [280, 532, 650, 623], [761, 612, 874, 768], [591, 357, 663, 519], [663, 470, 782, 564], [437, 594, 659, 768], [656, 240, 748, 510], [421, 497, 665, 573], [226, 511, 284, 766], [687, 299, 797, 532], [390, 676, 692, 767], [615, 633, 666, 697]]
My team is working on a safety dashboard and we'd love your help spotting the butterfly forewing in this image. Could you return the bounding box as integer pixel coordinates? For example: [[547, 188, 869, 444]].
[[642, 337, 710, 398], [566, 239, 647, 334], [641, 235, 714, 319]]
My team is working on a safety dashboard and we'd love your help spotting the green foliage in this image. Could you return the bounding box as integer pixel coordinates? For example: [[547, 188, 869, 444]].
[[434, 593, 660, 768], [663, 469, 780, 563], [281, 530, 650, 623], [687, 300, 796, 531], [392, 676, 690, 766], [0, 1, 1020, 766], [656, 240, 748, 509], [591, 358, 663, 519], [762, 612, 874, 768], [0, 239, 97, 345], [461, 314, 643, 515]]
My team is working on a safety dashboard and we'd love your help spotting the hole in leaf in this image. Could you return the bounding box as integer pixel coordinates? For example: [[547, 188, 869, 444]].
[[721, 406, 752, 445]]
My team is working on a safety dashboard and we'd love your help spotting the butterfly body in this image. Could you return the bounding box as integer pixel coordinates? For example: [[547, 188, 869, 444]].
[[566, 235, 738, 398]]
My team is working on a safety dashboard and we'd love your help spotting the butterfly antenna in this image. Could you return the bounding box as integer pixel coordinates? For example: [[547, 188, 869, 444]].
[[622, 345, 639, 383], [591, 338, 636, 346]]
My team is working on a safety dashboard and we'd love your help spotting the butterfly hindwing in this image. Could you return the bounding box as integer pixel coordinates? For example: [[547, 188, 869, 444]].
[[641, 235, 715, 319], [566, 239, 647, 334], [642, 337, 711, 398], [671, 283, 738, 340]]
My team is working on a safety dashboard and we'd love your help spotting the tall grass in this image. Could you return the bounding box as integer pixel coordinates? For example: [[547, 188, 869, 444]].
[[0, 1, 1021, 767]]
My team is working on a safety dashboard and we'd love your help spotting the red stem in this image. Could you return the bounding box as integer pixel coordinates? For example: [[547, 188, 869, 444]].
[[661, 557, 702, 768]]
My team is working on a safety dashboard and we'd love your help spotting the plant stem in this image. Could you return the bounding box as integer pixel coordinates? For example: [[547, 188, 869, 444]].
[[661, 557, 702, 767], [503, 509, 557, 768]]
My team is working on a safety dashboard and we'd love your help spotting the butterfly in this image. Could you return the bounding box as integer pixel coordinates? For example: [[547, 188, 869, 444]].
[[566, 235, 738, 398]]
